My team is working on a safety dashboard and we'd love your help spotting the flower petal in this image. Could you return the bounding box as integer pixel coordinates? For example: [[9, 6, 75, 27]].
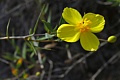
[[83, 13, 105, 33], [62, 7, 82, 25], [57, 24, 80, 42], [80, 32, 100, 51]]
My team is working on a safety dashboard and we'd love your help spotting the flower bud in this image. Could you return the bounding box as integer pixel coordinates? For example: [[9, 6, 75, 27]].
[[107, 36, 117, 43]]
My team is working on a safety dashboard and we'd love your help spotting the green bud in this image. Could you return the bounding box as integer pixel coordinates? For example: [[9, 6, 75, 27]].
[[36, 72, 41, 76], [107, 36, 117, 43]]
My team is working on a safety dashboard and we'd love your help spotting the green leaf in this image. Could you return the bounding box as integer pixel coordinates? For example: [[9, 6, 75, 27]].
[[22, 43, 27, 59], [29, 28, 33, 34], [42, 20, 53, 33], [33, 4, 48, 34], [59, 16, 66, 26], [47, 10, 52, 23], [6, 19, 11, 38], [45, 33, 54, 39], [43, 4, 49, 14], [53, 16, 66, 31], [2, 52, 18, 61], [25, 40, 37, 57], [36, 33, 55, 40]]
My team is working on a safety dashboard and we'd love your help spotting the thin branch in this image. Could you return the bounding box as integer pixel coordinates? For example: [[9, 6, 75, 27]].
[[0, 34, 34, 40], [0, 0, 34, 20], [5, 64, 35, 80], [38, 52, 44, 69], [66, 48, 72, 59], [47, 59, 53, 80], [97, 0, 112, 5], [0, 58, 10, 64], [28, 39, 58, 42], [90, 51, 120, 80], [51, 41, 108, 78], [0, 33, 48, 40], [40, 70, 45, 80], [0, 33, 58, 43]]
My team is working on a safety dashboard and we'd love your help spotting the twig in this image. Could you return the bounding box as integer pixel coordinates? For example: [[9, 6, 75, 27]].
[[51, 41, 108, 78], [52, 67, 68, 73], [0, 0, 34, 20], [53, 32, 120, 78], [40, 70, 45, 80], [0, 33, 51, 40], [28, 39, 58, 42], [38, 52, 44, 69], [47, 59, 53, 80], [0, 58, 10, 64], [111, 19, 120, 29], [65, 53, 81, 64], [0, 33, 58, 42], [64, 41, 107, 75], [31, 36, 44, 69], [96, 0, 112, 5], [0, 34, 34, 40], [5, 64, 35, 80], [90, 51, 120, 80], [67, 48, 72, 59]]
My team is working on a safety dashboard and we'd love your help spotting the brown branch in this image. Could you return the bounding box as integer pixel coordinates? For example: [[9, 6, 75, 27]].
[[0, 33, 58, 42], [0, 34, 34, 40], [51, 41, 108, 78], [90, 51, 120, 80]]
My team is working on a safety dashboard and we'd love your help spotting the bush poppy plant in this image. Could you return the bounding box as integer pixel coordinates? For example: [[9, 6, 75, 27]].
[[57, 7, 105, 51]]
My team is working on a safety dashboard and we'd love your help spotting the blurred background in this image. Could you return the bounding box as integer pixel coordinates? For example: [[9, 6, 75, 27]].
[[0, 0, 120, 80]]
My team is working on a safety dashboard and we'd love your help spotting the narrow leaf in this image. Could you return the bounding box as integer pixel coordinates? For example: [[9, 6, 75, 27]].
[[42, 20, 53, 33], [6, 19, 11, 38]]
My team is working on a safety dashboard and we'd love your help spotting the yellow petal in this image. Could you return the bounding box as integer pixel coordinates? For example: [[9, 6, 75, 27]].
[[62, 7, 82, 25], [83, 13, 105, 33], [57, 24, 80, 42], [80, 32, 100, 51]]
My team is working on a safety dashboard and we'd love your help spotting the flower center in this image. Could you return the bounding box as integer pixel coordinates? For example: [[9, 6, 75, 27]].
[[77, 18, 91, 33]]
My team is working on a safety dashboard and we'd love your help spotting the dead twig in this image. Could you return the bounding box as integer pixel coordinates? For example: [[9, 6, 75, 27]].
[[51, 41, 108, 78], [0, 34, 58, 42], [47, 59, 53, 80], [90, 51, 120, 80]]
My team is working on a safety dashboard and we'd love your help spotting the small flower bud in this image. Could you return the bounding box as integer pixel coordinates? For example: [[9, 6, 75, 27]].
[[16, 58, 23, 68], [11, 68, 18, 76], [23, 73, 29, 79], [36, 72, 41, 76], [107, 36, 117, 43]]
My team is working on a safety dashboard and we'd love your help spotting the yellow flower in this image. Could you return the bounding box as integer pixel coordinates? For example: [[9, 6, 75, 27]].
[[57, 7, 105, 51], [11, 68, 18, 76], [16, 58, 23, 68], [23, 73, 29, 79]]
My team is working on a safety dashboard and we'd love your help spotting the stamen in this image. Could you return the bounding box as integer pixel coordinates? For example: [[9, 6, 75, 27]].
[[80, 26, 90, 32], [77, 18, 91, 33], [83, 18, 91, 26]]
